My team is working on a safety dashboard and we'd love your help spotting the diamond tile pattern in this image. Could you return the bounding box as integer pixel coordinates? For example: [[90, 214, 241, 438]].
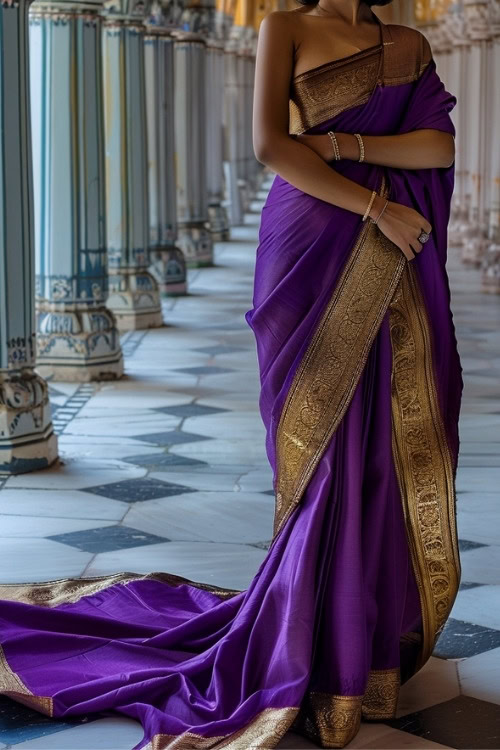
[[459, 538, 489, 552], [433, 617, 500, 659], [175, 366, 234, 376], [48, 525, 170, 553], [0, 696, 92, 745], [133, 430, 211, 446], [153, 403, 229, 418], [82, 478, 196, 503], [122, 453, 208, 470]]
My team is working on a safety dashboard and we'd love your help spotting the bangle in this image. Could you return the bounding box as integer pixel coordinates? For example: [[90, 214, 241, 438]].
[[372, 198, 389, 225], [327, 131, 341, 161], [354, 133, 365, 163], [362, 189, 377, 222]]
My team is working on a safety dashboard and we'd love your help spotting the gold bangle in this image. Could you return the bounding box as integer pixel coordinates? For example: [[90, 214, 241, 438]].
[[354, 133, 365, 163], [327, 131, 341, 161], [362, 189, 377, 222], [373, 198, 389, 225]]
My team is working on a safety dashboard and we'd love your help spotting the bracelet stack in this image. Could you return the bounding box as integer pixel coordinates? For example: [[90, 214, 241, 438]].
[[362, 190, 377, 222], [327, 131, 341, 161]]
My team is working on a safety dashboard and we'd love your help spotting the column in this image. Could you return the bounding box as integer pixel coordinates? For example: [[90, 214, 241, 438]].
[[144, 10, 187, 296], [447, 6, 471, 245], [481, 1, 500, 292], [0, 0, 57, 473], [206, 38, 230, 240], [224, 43, 244, 225], [173, 31, 214, 266], [101, 0, 163, 329], [29, 0, 124, 380], [461, 0, 491, 265]]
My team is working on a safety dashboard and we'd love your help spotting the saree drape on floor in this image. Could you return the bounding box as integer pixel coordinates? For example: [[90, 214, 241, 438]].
[[0, 20, 463, 750]]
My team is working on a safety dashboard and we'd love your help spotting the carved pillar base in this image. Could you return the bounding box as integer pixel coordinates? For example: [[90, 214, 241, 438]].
[[481, 241, 500, 293], [461, 222, 489, 266], [177, 223, 214, 267], [0, 369, 58, 474], [208, 203, 230, 241], [149, 245, 188, 297], [107, 269, 163, 330], [36, 305, 124, 382]]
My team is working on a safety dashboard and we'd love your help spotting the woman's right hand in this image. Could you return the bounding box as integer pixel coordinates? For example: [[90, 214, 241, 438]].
[[370, 197, 433, 262]]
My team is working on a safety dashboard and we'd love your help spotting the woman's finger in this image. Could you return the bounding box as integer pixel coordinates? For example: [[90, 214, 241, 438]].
[[403, 245, 415, 261], [410, 238, 423, 255]]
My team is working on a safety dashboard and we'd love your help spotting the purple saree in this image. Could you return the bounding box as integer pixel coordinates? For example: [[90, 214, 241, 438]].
[[0, 20, 462, 750]]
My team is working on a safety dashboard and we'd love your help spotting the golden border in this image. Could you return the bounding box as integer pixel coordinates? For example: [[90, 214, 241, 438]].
[[144, 706, 299, 750], [273, 179, 406, 537], [0, 645, 53, 716], [388, 262, 461, 668], [0, 571, 241, 608]]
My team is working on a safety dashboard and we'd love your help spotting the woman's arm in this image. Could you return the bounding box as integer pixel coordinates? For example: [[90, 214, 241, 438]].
[[253, 12, 385, 219], [252, 11, 432, 261], [297, 130, 455, 169]]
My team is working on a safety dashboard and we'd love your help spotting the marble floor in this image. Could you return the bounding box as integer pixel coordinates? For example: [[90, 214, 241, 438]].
[[0, 175, 499, 749]]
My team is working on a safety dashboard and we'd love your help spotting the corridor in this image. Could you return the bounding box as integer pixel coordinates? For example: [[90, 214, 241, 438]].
[[0, 176, 498, 749]]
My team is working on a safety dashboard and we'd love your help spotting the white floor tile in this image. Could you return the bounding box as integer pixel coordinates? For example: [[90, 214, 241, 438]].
[[85, 540, 267, 590], [458, 645, 500, 705], [123, 491, 273, 544]]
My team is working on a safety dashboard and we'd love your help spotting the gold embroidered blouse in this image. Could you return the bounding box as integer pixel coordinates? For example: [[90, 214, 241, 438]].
[[289, 23, 433, 135]]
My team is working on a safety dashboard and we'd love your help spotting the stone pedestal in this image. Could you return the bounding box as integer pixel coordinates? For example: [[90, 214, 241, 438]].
[[102, 0, 163, 328], [0, 0, 57, 473]]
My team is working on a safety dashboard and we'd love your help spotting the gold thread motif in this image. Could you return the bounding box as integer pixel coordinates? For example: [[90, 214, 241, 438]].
[[0, 645, 53, 716], [290, 51, 381, 135], [274, 178, 406, 537], [292, 693, 362, 748], [144, 707, 299, 749], [289, 23, 432, 134], [361, 668, 400, 719], [0, 571, 241, 608], [388, 263, 461, 669]]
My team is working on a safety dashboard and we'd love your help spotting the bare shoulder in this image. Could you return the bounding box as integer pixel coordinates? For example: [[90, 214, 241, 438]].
[[258, 9, 297, 32], [386, 23, 433, 64]]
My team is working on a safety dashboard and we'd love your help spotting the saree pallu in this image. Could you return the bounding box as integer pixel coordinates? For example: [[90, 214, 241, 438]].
[[0, 20, 463, 750]]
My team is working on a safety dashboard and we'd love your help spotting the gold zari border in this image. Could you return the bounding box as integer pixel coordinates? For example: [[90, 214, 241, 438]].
[[144, 706, 299, 750], [274, 182, 405, 537], [292, 667, 400, 747], [0, 570, 241, 608], [0, 645, 53, 716], [389, 263, 461, 667]]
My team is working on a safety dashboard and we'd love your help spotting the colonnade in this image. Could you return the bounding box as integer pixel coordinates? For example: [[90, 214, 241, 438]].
[[416, 0, 500, 292], [1, 0, 498, 474], [0, 0, 262, 473]]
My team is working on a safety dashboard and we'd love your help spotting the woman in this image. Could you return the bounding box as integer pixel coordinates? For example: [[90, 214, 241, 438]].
[[0, 2, 462, 749]]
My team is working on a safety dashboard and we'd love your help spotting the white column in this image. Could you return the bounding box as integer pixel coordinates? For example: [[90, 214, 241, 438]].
[[101, 0, 163, 329], [172, 31, 214, 266], [144, 18, 187, 295], [481, 1, 500, 292], [461, 0, 492, 265], [0, 0, 57, 473], [29, 0, 124, 380], [206, 38, 230, 240]]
